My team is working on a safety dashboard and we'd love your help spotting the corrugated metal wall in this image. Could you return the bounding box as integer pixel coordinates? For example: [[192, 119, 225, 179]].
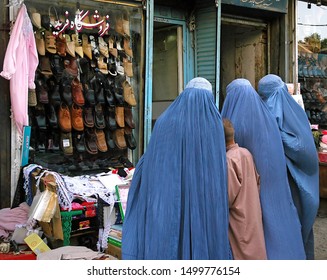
[[194, 4, 217, 91]]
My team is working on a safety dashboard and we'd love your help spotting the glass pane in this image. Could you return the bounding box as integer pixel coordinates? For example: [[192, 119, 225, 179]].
[[24, 0, 144, 174], [297, 1, 327, 128]]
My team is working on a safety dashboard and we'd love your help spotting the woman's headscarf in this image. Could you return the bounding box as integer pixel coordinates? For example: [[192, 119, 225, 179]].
[[122, 77, 230, 259], [258, 74, 319, 259], [221, 78, 306, 260]]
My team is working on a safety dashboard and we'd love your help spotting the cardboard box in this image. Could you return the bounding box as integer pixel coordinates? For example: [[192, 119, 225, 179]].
[[24, 233, 51, 255], [105, 243, 122, 260]]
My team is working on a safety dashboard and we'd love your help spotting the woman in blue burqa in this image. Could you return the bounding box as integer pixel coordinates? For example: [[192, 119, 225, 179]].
[[257, 74, 319, 260], [221, 78, 306, 260], [122, 77, 230, 259]]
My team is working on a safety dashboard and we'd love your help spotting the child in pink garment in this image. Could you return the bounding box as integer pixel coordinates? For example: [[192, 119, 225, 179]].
[[223, 118, 267, 260], [0, 4, 38, 135]]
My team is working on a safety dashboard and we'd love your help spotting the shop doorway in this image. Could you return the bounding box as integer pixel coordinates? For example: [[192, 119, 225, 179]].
[[219, 17, 268, 106], [152, 21, 185, 128]]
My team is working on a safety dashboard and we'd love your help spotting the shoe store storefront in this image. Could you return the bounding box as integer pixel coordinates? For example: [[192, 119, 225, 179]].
[[0, 0, 295, 205], [0, 0, 295, 257]]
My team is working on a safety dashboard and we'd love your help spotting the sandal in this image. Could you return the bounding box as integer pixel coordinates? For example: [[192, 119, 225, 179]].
[[72, 33, 84, 58], [56, 34, 67, 57], [98, 36, 109, 58], [35, 30, 45, 56], [65, 34, 75, 57], [82, 34, 92, 60], [89, 35, 100, 59], [45, 30, 56, 54], [97, 55, 108, 75]]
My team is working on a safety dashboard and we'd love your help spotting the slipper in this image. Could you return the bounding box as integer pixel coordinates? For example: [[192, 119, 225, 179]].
[[35, 30, 45, 56], [82, 34, 93, 60], [98, 37, 109, 58], [72, 34, 84, 58], [45, 31, 56, 54], [65, 34, 75, 57]]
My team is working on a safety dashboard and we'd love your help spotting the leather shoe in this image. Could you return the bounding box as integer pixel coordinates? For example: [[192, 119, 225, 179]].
[[122, 80, 136, 106], [83, 106, 94, 128], [58, 102, 72, 132], [46, 104, 58, 128], [115, 106, 124, 128], [71, 103, 84, 131], [105, 129, 116, 150], [71, 77, 85, 106], [85, 128, 98, 154], [95, 129, 108, 152], [114, 128, 127, 149], [124, 106, 135, 128], [74, 132, 86, 153], [124, 126, 136, 150], [94, 103, 106, 129], [60, 75, 73, 106], [106, 105, 117, 131]]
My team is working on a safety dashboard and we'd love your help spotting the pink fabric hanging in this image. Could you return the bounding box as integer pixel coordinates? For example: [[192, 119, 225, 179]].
[[0, 4, 38, 135]]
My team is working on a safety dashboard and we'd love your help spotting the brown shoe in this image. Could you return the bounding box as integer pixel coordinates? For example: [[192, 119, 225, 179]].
[[56, 34, 66, 57], [65, 34, 75, 57], [83, 107, 94, 128], [122, 81, 137, 106], [114, 128, 127, 149], [71, 77, 85, 106], [40, 56, 53, 76], [115, 106, 125, 128], [123, 38, 133, 58], [95, 129, 108, 152], [71, 103, 84, 131], [124, 106, 135, 128], [85, 128, 98, 154], [45, 31, 56, 54], [64, 57, 78, 77], [35, 31, 45, 56], [72, 34, 84, 58], [58, 103, 72, 132], [31, 12, 42, 29], [82, 34, 92, 60], [60, 132, 73, 155]]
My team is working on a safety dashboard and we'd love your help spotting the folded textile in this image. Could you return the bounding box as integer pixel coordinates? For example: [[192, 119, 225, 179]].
[[36, 245, 104, 260], [0, 202, 30, 238]]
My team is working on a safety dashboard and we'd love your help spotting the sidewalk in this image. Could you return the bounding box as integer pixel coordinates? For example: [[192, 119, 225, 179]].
[[314, 198, 327, 260]]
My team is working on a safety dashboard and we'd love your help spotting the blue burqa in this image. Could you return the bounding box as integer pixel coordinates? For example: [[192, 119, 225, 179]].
[[122, 78, 230, 259], [258, 74, 319, 260], [221, 78, 306, 260]]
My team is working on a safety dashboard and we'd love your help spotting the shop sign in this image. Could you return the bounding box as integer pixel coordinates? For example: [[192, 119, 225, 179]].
[[52, 9, 110, 37], [221, 0, 288, 13]]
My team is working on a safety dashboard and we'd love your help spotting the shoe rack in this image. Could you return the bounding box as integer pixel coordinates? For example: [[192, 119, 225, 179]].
[[26, 4, 138, 174], [299, 52, 327, 127]]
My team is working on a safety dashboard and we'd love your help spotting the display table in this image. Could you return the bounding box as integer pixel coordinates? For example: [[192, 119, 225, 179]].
[[319, 162, 327, 198], [0, 251, 36, 260]]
